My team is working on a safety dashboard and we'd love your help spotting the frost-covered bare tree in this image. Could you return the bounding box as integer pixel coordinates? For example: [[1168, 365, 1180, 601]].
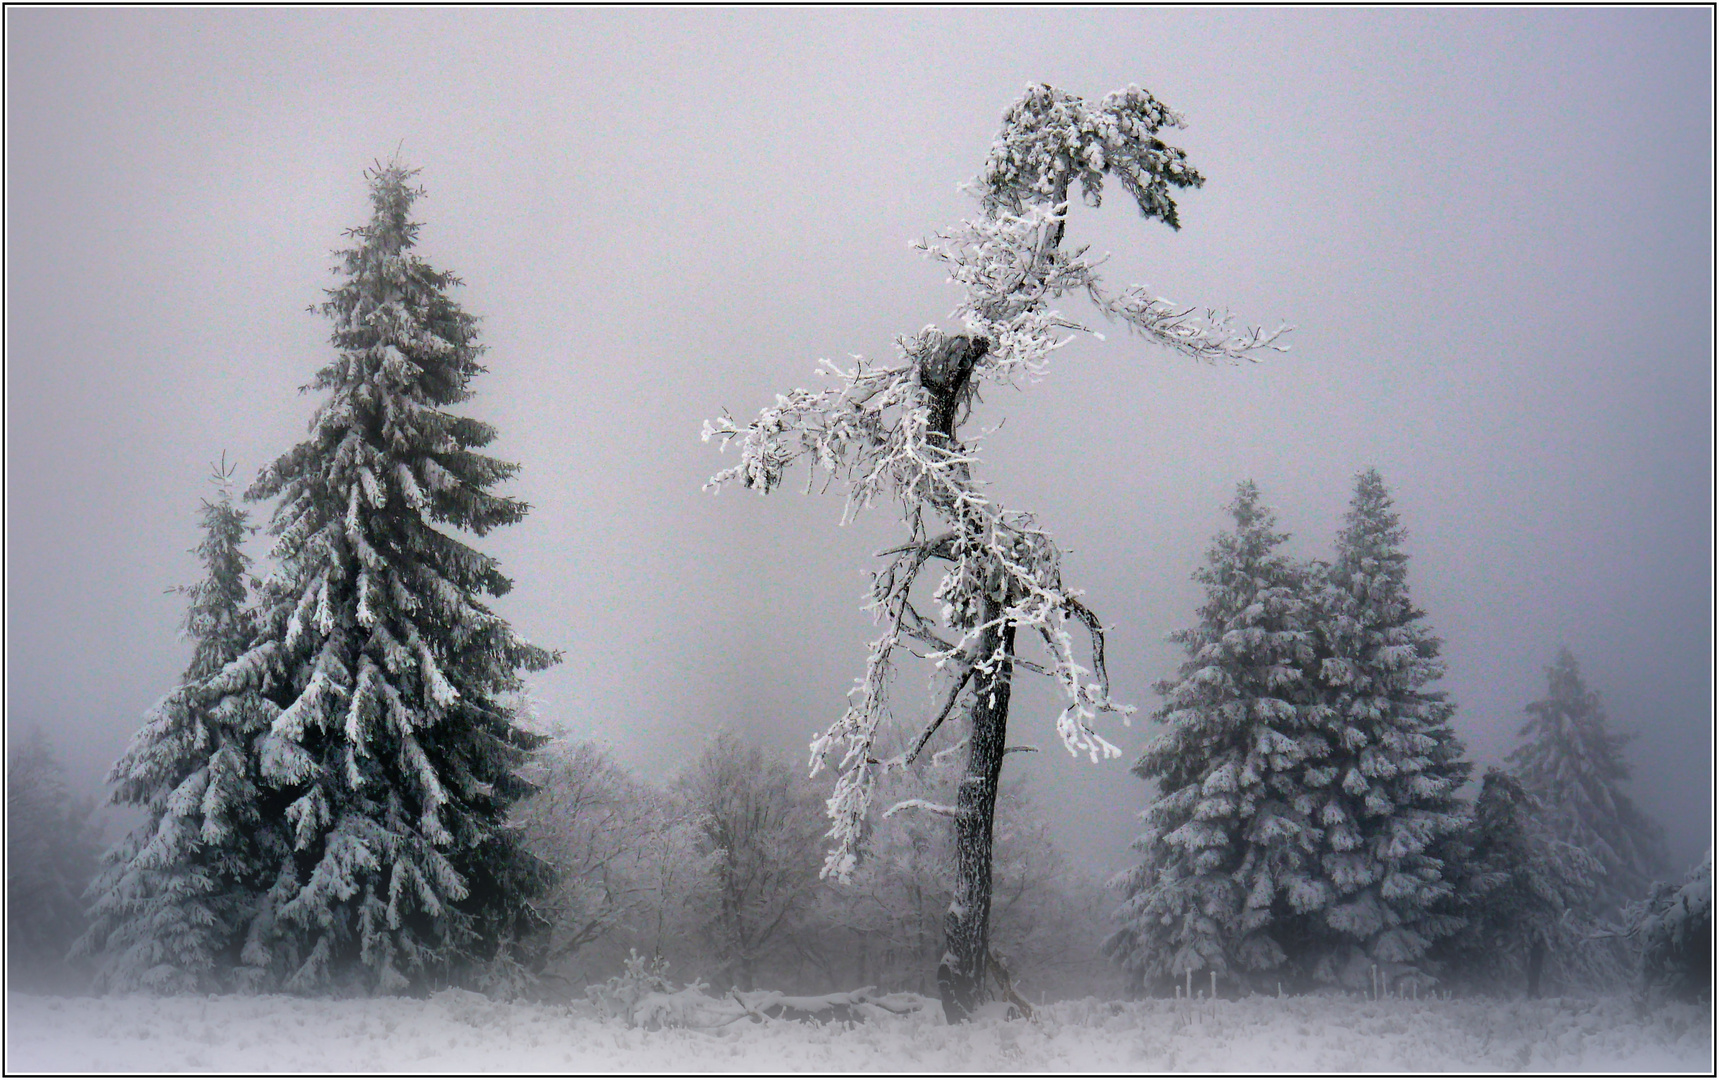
[[705, 83, 1286, 1020], [814, 766, 956, 996], [677, 733, 826, 991], [509, 737, 722, 993], [624, 804, 716, 971], [513, 740, 668, 970]]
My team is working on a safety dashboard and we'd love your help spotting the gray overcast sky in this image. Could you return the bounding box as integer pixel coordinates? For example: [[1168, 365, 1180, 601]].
[[6, 8, 1713, 874]]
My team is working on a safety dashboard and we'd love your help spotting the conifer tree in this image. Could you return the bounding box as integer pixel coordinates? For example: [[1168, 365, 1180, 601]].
[[1632, 851, 1711, 1004], [230, 162, 558, 993], [1435, 768, 1617, 996], [77, 461, 280, 992], [1509, 647, 1669, 914], [1108, 481, 1320, 990], [1299, 468, 1468, 985], [8, 727, 102, 991]]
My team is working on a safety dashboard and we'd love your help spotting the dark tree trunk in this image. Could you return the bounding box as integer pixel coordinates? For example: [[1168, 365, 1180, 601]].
[[938, 599, 1016, 1022], [916, 329, 1018, 1024], [1526, 936, 1546, 999]]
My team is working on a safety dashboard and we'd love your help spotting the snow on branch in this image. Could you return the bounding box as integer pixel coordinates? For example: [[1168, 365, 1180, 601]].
[[917, 201, 1289, 371], [883, 799, 961, 820]]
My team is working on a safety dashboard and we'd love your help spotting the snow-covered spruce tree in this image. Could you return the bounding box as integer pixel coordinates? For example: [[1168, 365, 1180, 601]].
[[1508, 647, 1670, 916], [1297, 468, 1469, 988], [704, 83, 1285, 1021], [8, 727, 102, 991], [1630, 851, 1711, 1004], [1107, 481, 1319, 992], [76, 461, 281, 992], [229, 163, 558, 994], [1433, 768, 1619, 997]]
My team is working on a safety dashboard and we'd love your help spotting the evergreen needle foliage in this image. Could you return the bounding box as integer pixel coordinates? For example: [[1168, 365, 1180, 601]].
[[1434, 768, 1618, 996], [234, 162, 559, 993], [1509, 648, 1670, 915], [1632, 851, 1711, 1004], [78, 467, 277, 992], [9, 728, 102, 991], [83, 164, 559, 996], [1113, 471, 1472, 994], [1108, 481, 1318, 988], [1297, 468, 1469, 984]]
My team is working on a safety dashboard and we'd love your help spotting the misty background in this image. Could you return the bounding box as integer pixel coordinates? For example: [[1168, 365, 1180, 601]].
[[6, 8, 1712, 878]]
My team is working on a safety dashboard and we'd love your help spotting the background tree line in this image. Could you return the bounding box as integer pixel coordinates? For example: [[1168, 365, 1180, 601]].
[[8, 466, 1705, 1006], [13, 610, 1705, 1009], [508, 730, 1124, 1002]]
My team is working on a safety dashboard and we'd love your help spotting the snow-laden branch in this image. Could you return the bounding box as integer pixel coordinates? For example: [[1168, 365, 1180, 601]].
[[917, 202, 1290, 369], [883, 799, 961, 820]]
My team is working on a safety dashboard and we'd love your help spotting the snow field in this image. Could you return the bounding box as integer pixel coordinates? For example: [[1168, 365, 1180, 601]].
[[8, 991, 1710, 1073]]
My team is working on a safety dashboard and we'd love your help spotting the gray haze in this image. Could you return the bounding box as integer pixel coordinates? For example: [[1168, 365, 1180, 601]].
[[7, 8, 1712, 876]]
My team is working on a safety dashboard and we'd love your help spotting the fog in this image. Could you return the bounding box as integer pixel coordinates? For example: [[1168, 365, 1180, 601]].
[[6, 5, 1711, 892]]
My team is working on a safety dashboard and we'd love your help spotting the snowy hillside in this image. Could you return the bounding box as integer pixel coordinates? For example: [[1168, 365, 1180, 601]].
[[8, 991, 1710, 1073]]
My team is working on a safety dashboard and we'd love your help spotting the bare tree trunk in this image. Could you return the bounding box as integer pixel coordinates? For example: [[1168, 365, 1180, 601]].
[[915, 330, 1020, 1023], [938, 600, 1016, 1022]]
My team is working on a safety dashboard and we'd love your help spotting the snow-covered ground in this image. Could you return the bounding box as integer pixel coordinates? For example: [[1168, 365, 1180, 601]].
[[7, 989, 1711, 1073]]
